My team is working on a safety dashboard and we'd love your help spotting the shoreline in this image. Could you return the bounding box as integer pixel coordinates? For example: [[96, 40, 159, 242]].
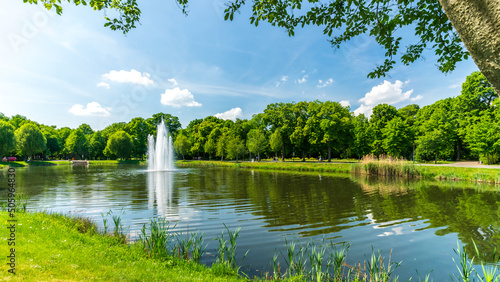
[[176, 160, 500, 184]]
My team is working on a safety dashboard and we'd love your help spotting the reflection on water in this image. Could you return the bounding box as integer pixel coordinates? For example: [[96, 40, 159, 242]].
[[147, 171, 176, 218], [2, 165, 500, 280]]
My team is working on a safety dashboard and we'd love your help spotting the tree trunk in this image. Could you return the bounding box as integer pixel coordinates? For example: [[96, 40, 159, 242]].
[[456, 142, 461, 161], [282, 142, 285, 161], [328, 141, 332, 162], [487, 154, 490, 165], [302, 151, 305, 162], [435, 152, 438, 164], [258, 152, 260, 162], [438, 0, 500, 93]]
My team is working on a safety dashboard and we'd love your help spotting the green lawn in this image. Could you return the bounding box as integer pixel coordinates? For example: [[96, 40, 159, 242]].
[[0, 211, 242, 281]]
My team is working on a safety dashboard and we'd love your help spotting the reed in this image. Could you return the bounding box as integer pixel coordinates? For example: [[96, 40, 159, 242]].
[[139, 217, 176, 259], [216, 224, 249, 271], [351, 154, 422, 179]]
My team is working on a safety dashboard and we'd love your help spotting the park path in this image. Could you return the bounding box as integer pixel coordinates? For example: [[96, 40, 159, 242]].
[[417, 161, 500, 169]]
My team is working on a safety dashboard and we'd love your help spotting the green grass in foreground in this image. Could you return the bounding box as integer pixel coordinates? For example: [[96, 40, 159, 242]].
[[0, 211, 242, 281]]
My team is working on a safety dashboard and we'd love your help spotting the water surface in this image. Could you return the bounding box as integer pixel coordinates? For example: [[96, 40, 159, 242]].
[[2, 164, 500, 280]]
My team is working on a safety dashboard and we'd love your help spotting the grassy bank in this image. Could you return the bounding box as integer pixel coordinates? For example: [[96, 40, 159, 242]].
[[0, 211, 241, 281], [2, 210, 498, 281], [177, 159, 500, 184], [0, 159, 146, 169], [176, 160, 352, 174], [351, 157, 500, 184]]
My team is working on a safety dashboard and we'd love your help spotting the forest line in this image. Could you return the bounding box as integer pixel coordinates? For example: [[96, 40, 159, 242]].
[[0, 71, 498, 164]]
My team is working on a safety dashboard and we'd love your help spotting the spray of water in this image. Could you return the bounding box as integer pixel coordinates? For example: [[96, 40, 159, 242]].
[[147, 119, 175, 171]]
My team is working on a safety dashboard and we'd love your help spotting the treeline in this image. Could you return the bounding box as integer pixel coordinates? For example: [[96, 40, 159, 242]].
[[0, 71, 498, 164]]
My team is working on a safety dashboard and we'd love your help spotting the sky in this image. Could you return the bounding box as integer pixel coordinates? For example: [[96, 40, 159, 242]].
[[0, 0, 479, 130]]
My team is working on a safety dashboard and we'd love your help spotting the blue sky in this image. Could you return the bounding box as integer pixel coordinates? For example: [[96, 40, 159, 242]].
[[1, 0, 479, 130]]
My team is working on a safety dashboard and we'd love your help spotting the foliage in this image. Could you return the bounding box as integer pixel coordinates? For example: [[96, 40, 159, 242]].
[[246, 128, 267, 161], [126, 117, 150, 159], [90, 131, 106, 160], [173, 133, 191, 160], [226, 137, 246, 161], [65, 129, 90, 158], [15, 123, 47, 159], [104, 130, 133, 160], [382, 116, 412, 158], [0, 121, 16, 157]]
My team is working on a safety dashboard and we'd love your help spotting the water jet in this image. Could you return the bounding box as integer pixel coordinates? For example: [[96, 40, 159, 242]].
[[147, 119, 175, 171]]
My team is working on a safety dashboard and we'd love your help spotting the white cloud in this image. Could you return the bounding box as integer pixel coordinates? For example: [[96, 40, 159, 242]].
[[168, 78, 178, 86], [353, 104, 373, 117], [410, 95, 423, 102], [359, 80, 414, 106], [317, 78, 334, 88], [101, 69, 154, 86], [340, 100, 350, 107], [296, 75, 308, 84], [69, 102, 111, 117], [96, 82, 110, 89], [276, 75, 289, 87], [449, 83, 461, 89], [160, 87, 202, 108], [214, 107, 243, 121]]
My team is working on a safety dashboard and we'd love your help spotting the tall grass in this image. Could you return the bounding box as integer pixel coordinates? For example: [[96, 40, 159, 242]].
[[216, 224, 249, 271], [351, 155, 422, 178], [273, 237, 402, 281]]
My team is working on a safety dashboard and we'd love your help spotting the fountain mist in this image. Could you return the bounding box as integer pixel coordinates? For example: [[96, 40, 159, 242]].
[[147, 119, 175, 171]]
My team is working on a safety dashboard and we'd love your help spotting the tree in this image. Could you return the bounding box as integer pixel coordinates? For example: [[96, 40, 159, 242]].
[[415, 100, 457, 163], [90, 131, 106, 160], [246, 128, 267, 161], [349, 114, 372, 159], [0, 113, 9, 122], [15, 123, 47, 159], [9, 115, 28, 130], [226, 137, 246, 161], [269, 128, 283, 160], [289, 101, 310, 161], [465, 113, 500, 165], [77, 123, 94, 136], [126, 117, 150, 159], [382, 117, 412, 158], [316, 101, 352, 161], [0, 121, 16, 158], [263, 102, 294, 161], [173, 134, 191, 160], [104, 131, 133, 160], [65, 129, 90, 159], [369, 104, 399, 156], [204, 127, 222, 160], [216, 128, 231, 161], [437, 1, 500, 93]]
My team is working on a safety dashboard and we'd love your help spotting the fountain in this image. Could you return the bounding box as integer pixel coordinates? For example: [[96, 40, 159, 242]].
[[147, 119, 175, 171]]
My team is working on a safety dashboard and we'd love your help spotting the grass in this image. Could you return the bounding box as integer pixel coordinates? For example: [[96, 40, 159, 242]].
[[0, 211, 242, 281], [176, 160, 352, 174], [177, 156, 500, 184], [0, 159, 146, 168]]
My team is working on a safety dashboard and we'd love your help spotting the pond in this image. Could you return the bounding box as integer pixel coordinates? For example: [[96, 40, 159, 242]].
[[2, 164, 500, 280]]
